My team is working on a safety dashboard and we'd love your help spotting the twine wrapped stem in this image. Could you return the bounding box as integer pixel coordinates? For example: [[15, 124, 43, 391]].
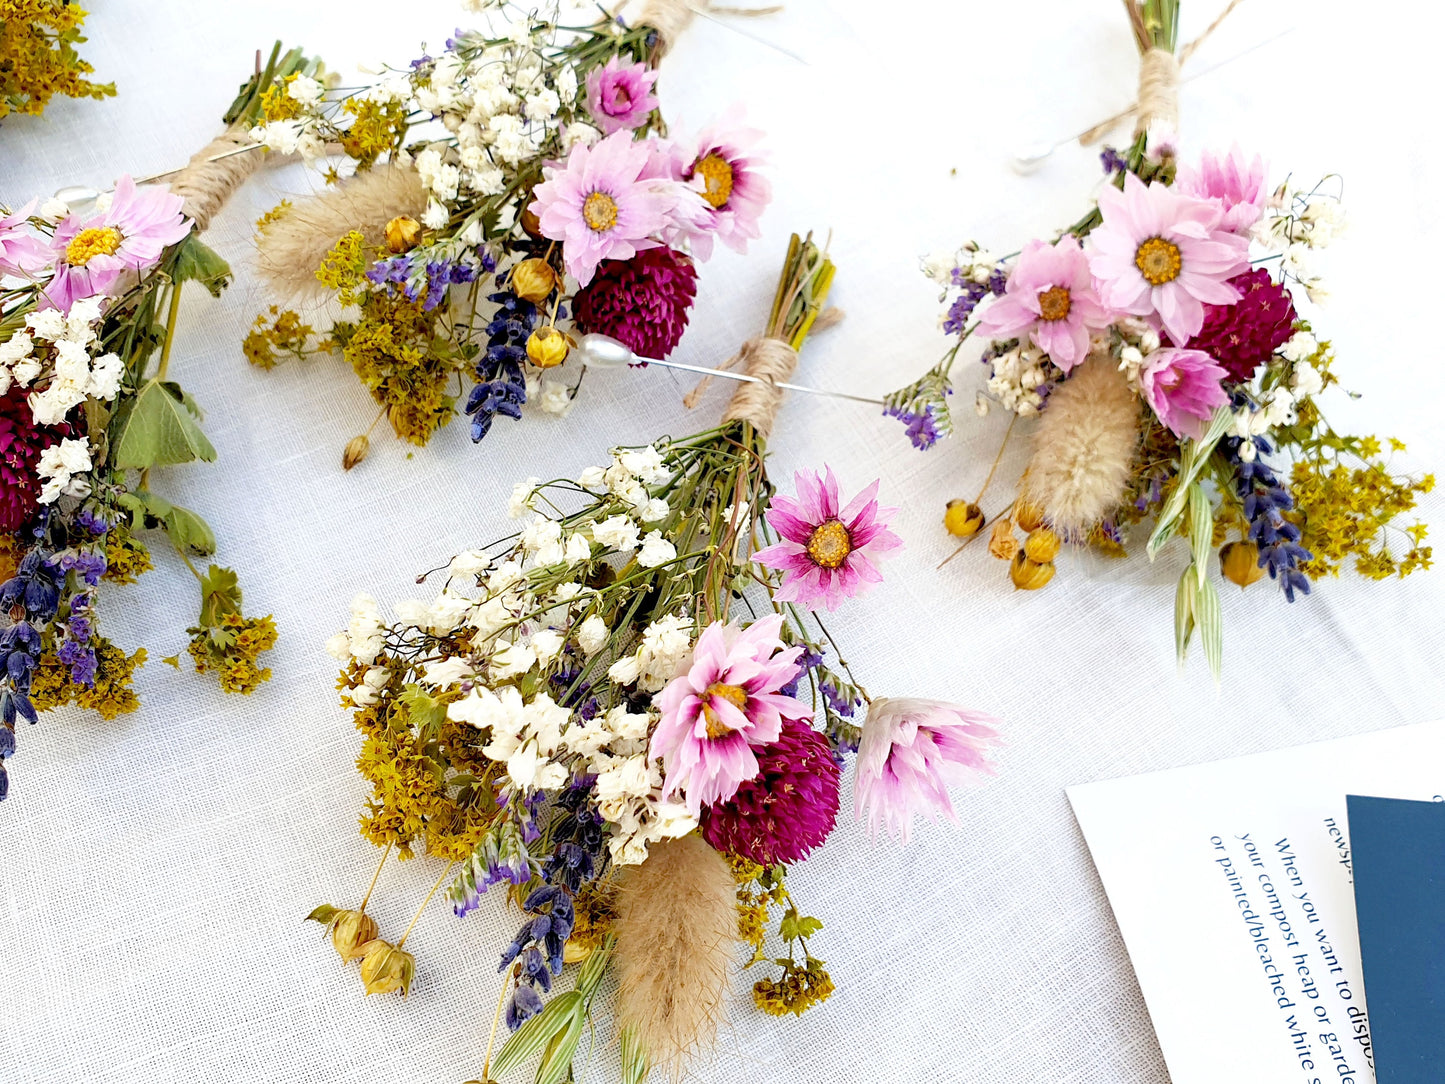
[[626, 0, 783, 55], [718, 337, 799, 438], [167, 125, 263, 232]]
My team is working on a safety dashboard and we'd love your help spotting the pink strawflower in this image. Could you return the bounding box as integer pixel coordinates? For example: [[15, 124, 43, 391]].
[[530, 131, 678, 286], [572, 246, 698, 359], [1138, 347, 1230, 439], [651, 613, 812, 813], [584, 56, 660, 136], [700, 715, 840, 865], [1177, 146, 1268, 235], [0, 202, 49, 279], [1087, 172, 1249, 344], [753, 467, 903, 612], [674, 110, 770, 261], [854, 697, 1000, 843], [975, 235, 1113, 373], [44, 176, 191, 311]]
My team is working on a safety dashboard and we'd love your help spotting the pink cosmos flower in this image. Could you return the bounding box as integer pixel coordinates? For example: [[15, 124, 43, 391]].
[[975, 235, 1113, 373], [530, 131, 679, 286], [854, 697, 1000, 843], [651, 613, 812, 813], [1138, 347, 1230, 439], [584, 56, 660, 136], [673, 109, 771, 261], [44, 176, 192, 311], [753, 467, 903, 611], [1087, 172, 1249, 345], [0, 202, 50, 279], [1177, 146, 1268, 235]]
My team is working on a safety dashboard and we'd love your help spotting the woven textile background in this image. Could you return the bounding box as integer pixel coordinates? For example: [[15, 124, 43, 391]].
[[2, 1, 1441, 1081]]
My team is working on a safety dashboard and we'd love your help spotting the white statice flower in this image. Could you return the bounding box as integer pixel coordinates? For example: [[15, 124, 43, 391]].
[[346, 594, 387, 665], [467, 165, 506, 197], [562, 716, 615, 759], [636, 531, 677, 569], [324, 633, 352, 660], [1299, 197, 1346, 247], [555, 65, 578, 103], [422, 656, 475, 688], [577, 465, 607, 490], [530, 628, 565, 665], [563, 533, 592, 567], [449, 682, 525, 732], [520, 517, 562, 554], [427, 592, 474, 634], [26, 310, 66, 341], [1261, 388, 1296, 429], [470, 595, 519, 644], [288, 74, 325, 105], [449, 549, 493, 579], [508, 477, 541, 518], [415, 148, 461, 202], [0, 331, 33, 365], [549, 582, 585, 608], [64, 296, 103, 340], [35, 436, 92, 503], [608, 613, 693, 692], [640, 498, 669, 523], [86, 353, 123, 401], [1281, 331, 1318, 363], [489, 113, 537, 165], [393, 599, 430, 628], [524, 88, 560, 122], [605, 705, 654, 743], [351, 666, 391, 707], [560, 121, 600, 153], [986, 344, 1047, 415], [499, 693, 570, 790], [607, 653, 641, 686], [36, 197, 69, 223], [576, 614, 608, 656], [616, 445, 669, 484], [538, 380, 573, 415], [490, 638, 537, 679], [1291, 361, 1324, 399], [421, 199, 450, 230], [919, 250, 958, 287], [251, 120, 304, 156], [592, 515, 640, 553], [487, 558, 527, 593]]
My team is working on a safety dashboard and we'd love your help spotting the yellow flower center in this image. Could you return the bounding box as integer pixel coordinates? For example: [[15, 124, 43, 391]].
[[582, 191, 619, 232], [694, 153, 734, 210], [64, 226, 123, 267], [1037, 285, 1071, 322], [702, 681, 749, 739], [806, 520, 852, 570], [1135, 236, 1182, 286]]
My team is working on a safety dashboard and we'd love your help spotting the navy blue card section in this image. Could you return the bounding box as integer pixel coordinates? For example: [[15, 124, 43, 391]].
[[1346, 794, 1445, 1084]]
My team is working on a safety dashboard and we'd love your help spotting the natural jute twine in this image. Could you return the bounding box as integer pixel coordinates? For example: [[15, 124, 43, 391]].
[[718, 337, 798, 438], [624, 0, 783, 55], [1079, 0, 1247, 144], [167, 125, 263, 232]]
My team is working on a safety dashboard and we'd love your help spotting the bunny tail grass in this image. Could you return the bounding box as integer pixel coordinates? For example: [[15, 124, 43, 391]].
[[612, 834, 738, 1081], [255, 166, 426, 302], [1020, 354, 1140, 536]]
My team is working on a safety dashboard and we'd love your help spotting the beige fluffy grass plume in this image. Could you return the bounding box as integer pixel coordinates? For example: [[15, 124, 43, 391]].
[[1019, 354, 1140, 535], [613, 834, 738, 1080], [255, 167, 426, 302]]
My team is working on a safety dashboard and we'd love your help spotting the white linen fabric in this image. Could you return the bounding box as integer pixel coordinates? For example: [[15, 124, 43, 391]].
[[1, 1, 1441, 1081]]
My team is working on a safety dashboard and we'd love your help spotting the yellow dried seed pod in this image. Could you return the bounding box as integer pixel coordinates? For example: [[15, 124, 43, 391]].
[[1220, 540, 1266, 589], [943, 500, 985, 539], [342, 433, 369, 471], [1015, 498, 1045, 533], [384, 215, 422, 253], [358, 939, 415, 996], [987, 519, 1018, 561], [511, 257, 557, 302], [330, 910, 379, 963], [1010, 551, 1056, 590], [1023, 527, 1061, 563], [527, 326, 569, 368]]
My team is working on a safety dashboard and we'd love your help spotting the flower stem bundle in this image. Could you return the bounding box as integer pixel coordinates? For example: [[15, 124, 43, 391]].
[[312, 234, 1001, 1081], [245, 0, 775, 465], [0, 45, 308, 800], [889, 1, 1432, 676]]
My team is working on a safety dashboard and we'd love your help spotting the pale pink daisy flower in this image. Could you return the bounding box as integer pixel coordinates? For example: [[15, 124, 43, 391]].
[[584, 56, 660, 135], [651, 613, 811, 813], [674, 108, 771, 261], [1177, 146, 1268, 235], [43, 176, 191, 311], [854, 698, 1000, 843], [753, 467, 903, 611], [1138, 347, 1230, 440], [0, 202, 49, 279], [1087, 172, 1249, 345], [530, 131, 679, 286], [975, 235, 1113, 373]]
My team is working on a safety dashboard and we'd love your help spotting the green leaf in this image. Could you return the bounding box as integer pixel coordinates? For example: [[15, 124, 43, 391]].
[[305, 904, 339, 924], [198, 564, 244, 627], [619, 1026, 649, 1084], [533, 1010, 585, 1084], [1195, 576, 1223, 682], [573, 936, 614, 1000], [111, 378, 217, 468], [163, 502, 217, 556], [398, 685, 448, 742], [491, 992, 583, 1078], [168, 233, 232, 298], [779, 912, 823, 943], [1187, 483, 1213, 590], [161, 380, 205, 420], [1147, 407, 1234, 560], [1174, 567, 1196, 663]]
